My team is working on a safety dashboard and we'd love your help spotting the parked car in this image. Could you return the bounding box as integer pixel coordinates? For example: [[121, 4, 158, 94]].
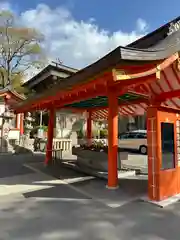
[[118, 130, 147, 154]]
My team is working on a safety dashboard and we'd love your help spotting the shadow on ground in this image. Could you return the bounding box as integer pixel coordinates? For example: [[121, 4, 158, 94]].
[[28, 161, 147, 196], [0, 154, 180, 239], [1, 192, 180, 239], [0, 154, 41, 179]]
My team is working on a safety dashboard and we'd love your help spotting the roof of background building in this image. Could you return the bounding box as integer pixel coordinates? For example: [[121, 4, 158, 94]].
[[0, 86, 25, 100], [22, 63, 78, 89]]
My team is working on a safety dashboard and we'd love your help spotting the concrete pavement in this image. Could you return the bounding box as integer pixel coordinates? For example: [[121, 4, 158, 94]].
[[0, 153, 180, 239]]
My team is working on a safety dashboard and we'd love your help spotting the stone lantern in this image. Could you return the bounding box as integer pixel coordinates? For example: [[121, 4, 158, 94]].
[[0, 108, 15, 153], [20, 112, 34, 151], [24, 112, 34, 137]]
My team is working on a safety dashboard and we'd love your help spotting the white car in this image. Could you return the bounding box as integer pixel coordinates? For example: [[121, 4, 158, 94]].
[[118, 130, 147, 154]]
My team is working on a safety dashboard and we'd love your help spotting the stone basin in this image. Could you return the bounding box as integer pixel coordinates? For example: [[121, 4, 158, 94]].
[[75, 148, 147, 173]]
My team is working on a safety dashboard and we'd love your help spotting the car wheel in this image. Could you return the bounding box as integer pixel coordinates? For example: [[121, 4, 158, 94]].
[[139, 145, 147, 154]]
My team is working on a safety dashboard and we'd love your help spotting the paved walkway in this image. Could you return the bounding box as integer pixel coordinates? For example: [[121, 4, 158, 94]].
[[26, 161, 147, 208], [0, 153, 180, 239]]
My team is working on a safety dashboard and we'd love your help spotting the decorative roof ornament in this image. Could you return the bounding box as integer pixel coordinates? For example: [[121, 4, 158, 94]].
[[167, 20, 180, 36], [52, 59, 63, 67]]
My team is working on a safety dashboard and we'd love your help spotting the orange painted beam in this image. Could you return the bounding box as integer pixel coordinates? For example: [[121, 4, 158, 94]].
[[34, 87, 107, 112], [115, 53, 178, 81], [113, 54, 179, 92], [63, 98, 150, 112], [14, 72, 152, 113], [155, 89, 180, 102], [94, 109, 108, 119], [15, 80, 109, 113], [115, 61, 160, 72], [114, 74, 156, 89], [16, 71, 112, 113], [17, 92, 149, 117], [15, 54, 178, 114]]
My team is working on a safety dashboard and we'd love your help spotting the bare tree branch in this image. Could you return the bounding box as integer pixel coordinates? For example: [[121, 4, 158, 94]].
[[0, 10, 45, 92], [13, 65, 31, 75]]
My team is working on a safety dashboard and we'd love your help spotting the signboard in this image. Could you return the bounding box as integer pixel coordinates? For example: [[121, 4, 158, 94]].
[[37, 128, 44, 138], [167, 20, 180, 36], [161, 122, 175, 169]]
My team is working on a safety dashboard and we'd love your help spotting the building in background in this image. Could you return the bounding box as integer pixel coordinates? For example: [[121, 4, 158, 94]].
[[22, 62, 85, 140]]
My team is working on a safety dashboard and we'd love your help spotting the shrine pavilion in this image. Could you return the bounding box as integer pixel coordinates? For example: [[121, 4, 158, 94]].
[[14, 16, 180, 202]]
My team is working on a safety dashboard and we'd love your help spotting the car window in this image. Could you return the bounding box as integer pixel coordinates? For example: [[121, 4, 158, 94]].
[[136, 133, 147, 139], [119, 134, 129, 139], [126, 133, 137, 138]]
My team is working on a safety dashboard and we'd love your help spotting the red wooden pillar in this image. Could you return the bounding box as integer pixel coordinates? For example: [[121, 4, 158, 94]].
[[45, 108, 55, 165], [16, 114, 19, 129], [87, 110, 92, 146], [107, 89, 118, 189], [16, 114, 20, 129], [20, 113, 24, 135]]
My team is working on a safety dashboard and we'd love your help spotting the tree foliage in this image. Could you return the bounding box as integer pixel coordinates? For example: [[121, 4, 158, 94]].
[[0, 10, 45, 92]]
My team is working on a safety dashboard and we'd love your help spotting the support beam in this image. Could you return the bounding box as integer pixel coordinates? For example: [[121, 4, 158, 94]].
[[114, 53, 178, 81], [87, 110, 92, 146], [155, 89, 180, 103], [45, 108, 55, 165], [107, 88, 118, 189]]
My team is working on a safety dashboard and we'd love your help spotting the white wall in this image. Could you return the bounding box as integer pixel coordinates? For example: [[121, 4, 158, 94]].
[[0, 129, 20, 140]]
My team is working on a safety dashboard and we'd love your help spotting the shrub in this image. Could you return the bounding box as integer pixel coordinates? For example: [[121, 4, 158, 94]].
[[100, 129, 108, 138]]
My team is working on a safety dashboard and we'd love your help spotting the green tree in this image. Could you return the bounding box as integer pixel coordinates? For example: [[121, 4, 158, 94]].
[[0, 10, 45, 92]]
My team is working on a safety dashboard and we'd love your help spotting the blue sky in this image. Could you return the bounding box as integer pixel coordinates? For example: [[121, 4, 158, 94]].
[[8, 0, 179, 32], [1, 0, 179, 69]]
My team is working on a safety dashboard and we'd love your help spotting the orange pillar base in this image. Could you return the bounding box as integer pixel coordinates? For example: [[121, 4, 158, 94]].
[[107, 88, 118, 189], [106, 185, 119, 190]]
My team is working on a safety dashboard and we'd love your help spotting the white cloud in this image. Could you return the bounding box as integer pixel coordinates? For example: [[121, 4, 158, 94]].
[[136, 18, 148, 32], [1, 2, 149, 69], [20, 4, 149, 68], [0, 1, 11, 11]]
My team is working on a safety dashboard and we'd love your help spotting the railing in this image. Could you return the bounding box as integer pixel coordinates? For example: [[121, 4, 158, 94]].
[[53, 138, 72, 151], [52, 138, 72, 162]]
